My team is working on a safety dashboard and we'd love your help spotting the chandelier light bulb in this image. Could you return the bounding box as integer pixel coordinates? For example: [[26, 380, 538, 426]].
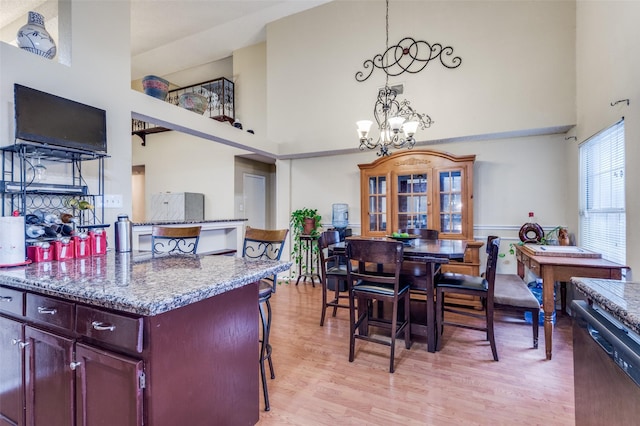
[[356, 120, 373, 140], [402, 120, 419, 137], [388, 116, 406, 134]]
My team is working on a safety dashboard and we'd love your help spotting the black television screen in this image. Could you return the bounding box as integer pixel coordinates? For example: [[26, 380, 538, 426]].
[[14, 84, 107, 153]]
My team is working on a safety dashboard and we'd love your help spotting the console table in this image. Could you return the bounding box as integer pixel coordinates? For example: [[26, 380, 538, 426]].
[[514, 244, 627, 360]]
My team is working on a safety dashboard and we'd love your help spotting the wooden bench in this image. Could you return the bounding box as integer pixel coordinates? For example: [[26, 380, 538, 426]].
[[494, 274, 541, 349]]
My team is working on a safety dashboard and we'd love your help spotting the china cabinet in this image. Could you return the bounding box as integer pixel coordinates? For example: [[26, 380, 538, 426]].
[[359, 150, 483, 307]]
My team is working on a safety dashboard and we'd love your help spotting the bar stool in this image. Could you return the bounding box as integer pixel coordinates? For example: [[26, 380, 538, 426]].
[[242, 226, 288, 411], [151, 226, 201, 254], [318, 231, 349, 326]]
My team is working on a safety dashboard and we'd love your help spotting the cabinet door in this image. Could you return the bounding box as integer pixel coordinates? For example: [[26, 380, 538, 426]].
[[394, 171, 432, 231], [24, 326, 75, 426], [75, 343, 143, 426], [0, 316, 24, 426], [437, 168, 466, 237], [363, 173, 389, 235]]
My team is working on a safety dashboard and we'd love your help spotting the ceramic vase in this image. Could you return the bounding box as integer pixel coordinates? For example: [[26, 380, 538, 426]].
[[142, 75, 170, 101], [178, 92, 208, 114], [17, 11, 57, 59]]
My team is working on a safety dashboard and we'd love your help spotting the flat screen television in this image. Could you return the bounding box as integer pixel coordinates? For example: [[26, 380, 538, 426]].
[[14, 84, 107, 153]]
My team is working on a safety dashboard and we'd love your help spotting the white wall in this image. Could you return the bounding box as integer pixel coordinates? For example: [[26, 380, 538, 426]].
[[574, 0, 640, 273], [267, 0, 576, 156], [1, 1, 133, 241], [131, 131, 247, 220]]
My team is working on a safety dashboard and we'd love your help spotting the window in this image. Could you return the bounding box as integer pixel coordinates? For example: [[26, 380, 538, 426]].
[[579, 119, 625, 264]]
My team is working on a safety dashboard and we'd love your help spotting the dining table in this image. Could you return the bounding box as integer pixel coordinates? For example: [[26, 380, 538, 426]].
[[330, 236, 467, 353]]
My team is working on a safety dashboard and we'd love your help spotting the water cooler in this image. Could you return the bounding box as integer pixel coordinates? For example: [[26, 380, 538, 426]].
[[330, 203, 351, 241]]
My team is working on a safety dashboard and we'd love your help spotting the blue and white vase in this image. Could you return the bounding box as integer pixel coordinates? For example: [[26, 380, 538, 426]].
[[17, 11, 57, 59]]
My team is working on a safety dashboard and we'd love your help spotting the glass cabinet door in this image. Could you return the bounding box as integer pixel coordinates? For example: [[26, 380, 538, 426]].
[[396, 173, 428, 231], [367, 176, 387, 232], [439, 170, 463, 234]]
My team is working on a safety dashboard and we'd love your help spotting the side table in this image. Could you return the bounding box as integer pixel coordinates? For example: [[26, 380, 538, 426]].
[[295, 234, 320, 286]]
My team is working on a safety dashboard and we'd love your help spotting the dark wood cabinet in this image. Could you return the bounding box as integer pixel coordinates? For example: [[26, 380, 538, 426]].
[[74, 343, 143, 426], [1, 280, 259, 426], [1, 285, 144, 426], [0, 315, 24, 426], [24, 326, 75, 426]]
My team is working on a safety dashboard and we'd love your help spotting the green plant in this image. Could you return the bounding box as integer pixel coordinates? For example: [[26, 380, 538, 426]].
[[289, 208, 322, 276]]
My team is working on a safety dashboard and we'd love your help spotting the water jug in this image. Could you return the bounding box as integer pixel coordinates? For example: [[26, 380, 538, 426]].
[[332, 203, 349, 229], [114, 214, 132, 253]]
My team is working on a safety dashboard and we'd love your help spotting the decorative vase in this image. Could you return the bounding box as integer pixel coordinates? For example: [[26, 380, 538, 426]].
[[178, 92, 208, 115], [142, 75, 170, 101], [303, 218, 316, 235], [16, 11, 57, 59]]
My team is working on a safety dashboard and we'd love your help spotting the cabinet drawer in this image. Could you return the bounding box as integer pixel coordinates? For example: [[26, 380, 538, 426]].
[[0, 286, 24, 316], [76, 306, 143, 353], [26, 293, 74, 331]]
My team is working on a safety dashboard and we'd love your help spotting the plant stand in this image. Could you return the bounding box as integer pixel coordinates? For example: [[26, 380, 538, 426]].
[[295, 234, 320, 286]]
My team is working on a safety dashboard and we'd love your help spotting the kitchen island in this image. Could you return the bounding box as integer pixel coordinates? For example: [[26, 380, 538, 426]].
[[570, 277, 640, 424], [571, 277, 640, 334], [0, 251, 291, 426]]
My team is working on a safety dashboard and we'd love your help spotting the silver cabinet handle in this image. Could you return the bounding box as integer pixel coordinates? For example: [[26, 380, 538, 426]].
[[70, 361, 82, 370], [37, 306, 57, 315], [0, 296, 12, 302], [11, 339, 30, 349], [91, 321, 116, 332]]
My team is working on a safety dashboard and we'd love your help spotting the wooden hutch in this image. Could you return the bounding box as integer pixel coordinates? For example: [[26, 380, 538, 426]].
[[358, 149, 483, 308]]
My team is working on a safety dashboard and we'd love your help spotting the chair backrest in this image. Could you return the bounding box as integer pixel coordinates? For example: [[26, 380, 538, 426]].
[[318, 230, 342, 278], [242, 226, 289, 291], [152, 226, 201, 254], [242, 226, 289, 261], [402, 228, 439, 240], [345, 238, 404, 291], [484, 236, 501, 302]]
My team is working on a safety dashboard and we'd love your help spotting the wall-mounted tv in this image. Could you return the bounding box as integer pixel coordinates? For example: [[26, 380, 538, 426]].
[[14, 84, 107, 153]]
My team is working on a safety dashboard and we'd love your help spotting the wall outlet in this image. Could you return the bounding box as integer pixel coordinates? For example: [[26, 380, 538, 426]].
[[101, 194, 123, 209]]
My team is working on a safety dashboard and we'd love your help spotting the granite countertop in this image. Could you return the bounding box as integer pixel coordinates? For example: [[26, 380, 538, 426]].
[[132, 218, 247, 226], [571, 277, 640, 335], [0, 251, 291, 316]]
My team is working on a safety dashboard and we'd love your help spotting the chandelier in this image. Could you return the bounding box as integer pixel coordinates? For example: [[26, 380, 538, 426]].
[[355, 0, 461, 157]]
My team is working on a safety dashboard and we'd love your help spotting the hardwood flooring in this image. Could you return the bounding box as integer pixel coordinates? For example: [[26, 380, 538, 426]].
[[258, 282, 575, 425]]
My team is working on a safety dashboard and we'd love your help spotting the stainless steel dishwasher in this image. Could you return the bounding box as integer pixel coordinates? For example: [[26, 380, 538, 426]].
[[572, 300, 640, 425]]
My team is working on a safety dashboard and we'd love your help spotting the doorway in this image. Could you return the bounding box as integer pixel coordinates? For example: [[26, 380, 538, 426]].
[[243, 173, 266, 228], [132, 165, 145, 222]]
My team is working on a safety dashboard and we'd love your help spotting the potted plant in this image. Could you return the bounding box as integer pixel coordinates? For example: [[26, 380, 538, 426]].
[[289, 208, 322, 276]]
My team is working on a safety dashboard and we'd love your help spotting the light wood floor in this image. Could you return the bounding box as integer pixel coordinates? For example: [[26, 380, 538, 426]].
[[258, 281, 575, 425]]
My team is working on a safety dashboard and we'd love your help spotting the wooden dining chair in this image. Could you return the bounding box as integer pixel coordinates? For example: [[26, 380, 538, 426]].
[[435, 236, 500, 361], [318, 231, 349, 326], [241, 226, 289, 412], [346, 238, 411, 373], [151, 226, 201, 255]]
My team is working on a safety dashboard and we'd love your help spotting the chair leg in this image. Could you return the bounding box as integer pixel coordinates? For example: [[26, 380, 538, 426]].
[[389, 302, 398, 373], [259, 296, 274, 411], [320, 277, 328, 326], [348, 290, 356, 363], [486, 303, 498, 361], [332, 282, 340, 317], [532, 308, 539, 349], [404, 294, 411, 350]]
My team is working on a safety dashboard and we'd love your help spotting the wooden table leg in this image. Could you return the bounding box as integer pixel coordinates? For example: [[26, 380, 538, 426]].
[[542, 266, 555, 360]]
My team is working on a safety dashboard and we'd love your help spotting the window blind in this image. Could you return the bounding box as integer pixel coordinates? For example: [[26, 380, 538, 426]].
[[579, 119, 626, 264]]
